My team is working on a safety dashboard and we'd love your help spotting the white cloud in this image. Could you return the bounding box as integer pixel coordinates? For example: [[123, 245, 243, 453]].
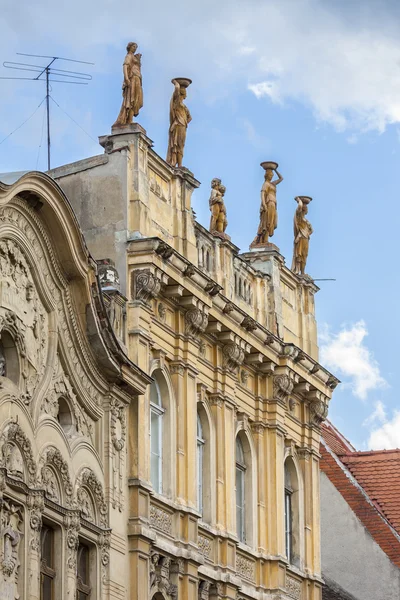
[[1, 0, 400, 141], [367, 409, 400, 450], [320, 321, 386, 400], [363, 400, 387, 426]]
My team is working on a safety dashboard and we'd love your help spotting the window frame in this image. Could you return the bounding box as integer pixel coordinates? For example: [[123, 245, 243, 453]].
[[235, 437, 246, 543], [76, 542, 92, 599], [150, 380, 165, 494], [40, 525, 56, 600], [196, 413, 205, 514]]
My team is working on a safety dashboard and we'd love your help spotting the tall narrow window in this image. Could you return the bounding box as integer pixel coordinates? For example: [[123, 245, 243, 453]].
[[236, 437, 246, 543], [76, 543, 91, 599], [285, 464, 293, 562], [197, 413, 205, 513], [40, 526, 56, 600], [150, 380, 164, 493]]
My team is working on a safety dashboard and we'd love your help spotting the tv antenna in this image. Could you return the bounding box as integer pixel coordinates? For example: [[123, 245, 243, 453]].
[[1, 53, 94, 170]]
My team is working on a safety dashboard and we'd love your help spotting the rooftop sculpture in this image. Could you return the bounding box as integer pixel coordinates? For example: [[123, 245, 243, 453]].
[[166, 78, 192, 168], [251, 161, 283, 248], [113, 42, 143, 128], [291, 196, 313, 275]]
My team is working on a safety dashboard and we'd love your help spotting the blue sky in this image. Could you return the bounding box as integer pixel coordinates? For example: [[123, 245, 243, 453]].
[[1, 0, 400, 449]]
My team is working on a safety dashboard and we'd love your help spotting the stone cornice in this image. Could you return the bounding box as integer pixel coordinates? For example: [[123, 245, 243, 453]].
[[127, 238, 339, 401]]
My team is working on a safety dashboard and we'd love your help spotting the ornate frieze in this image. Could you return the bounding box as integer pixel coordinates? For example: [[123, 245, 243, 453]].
[[150, 504, 173, 535], [198, 534, 212, 559], [236, 553, 255, 582], [286, 574, 302, 599]]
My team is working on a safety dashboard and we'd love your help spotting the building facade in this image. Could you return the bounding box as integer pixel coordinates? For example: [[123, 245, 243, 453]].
[[47, 121, 338, 600], [320, 421, 400, 600], [0, 171, 151, 599]]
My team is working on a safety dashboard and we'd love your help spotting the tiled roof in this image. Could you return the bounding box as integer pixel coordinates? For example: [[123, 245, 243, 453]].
[[321, 426, 400, 569], [321, 421, 355, 456], [341, 450, 400, 533]]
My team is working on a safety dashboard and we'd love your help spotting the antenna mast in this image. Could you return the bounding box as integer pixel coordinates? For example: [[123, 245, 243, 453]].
[[1, 53, 94, 170]]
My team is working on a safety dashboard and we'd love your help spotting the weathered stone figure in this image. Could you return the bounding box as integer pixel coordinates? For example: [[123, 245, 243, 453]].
[[252, 162, 283, 246], [166, 78, 192, 168], [291, 196, 313, 275], [113, 42, 143, 128], [209, 178, 228, 236]]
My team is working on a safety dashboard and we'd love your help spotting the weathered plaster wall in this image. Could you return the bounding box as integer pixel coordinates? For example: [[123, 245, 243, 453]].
[[321, 471, 400, 600]]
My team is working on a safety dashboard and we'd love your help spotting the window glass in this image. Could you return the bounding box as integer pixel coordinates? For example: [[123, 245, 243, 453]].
[[236, 437, 246, 542]]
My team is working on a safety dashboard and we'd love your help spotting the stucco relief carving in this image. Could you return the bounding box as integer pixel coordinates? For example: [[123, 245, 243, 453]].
[[198, 534, 212, 559], [286, 574, 302, 599], [0, 202, 104, 411], [273, 374, 294, 403], [0, 422, 36, 485], [149, 553, 178, 600], [41, 367, 94, 440], [27, 491, 44, 553], [185, 306, 208, 338], [309, 399, 328, 424], [150, 504, 173, 535], [110, 398, 126, 451], [199, 580, 211, 600], [222, 342, 245, 373], [132, 269, 162, 304], [38, 447, 74, 506], [236, 554, 255, 582], [0, 238, 48, 401], [76, 468, 108, 527], [64, 511, 80, 570], [0, 497, 23, 600]]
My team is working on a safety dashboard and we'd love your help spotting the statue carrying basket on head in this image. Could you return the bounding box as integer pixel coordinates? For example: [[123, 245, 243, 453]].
[[113, 42, 143, 128], [166, 78, 192, 168], [252, 161, 283, 246], [291, 196, 313, 275]]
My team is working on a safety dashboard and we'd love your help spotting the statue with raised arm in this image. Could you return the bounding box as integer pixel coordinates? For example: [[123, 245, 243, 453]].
[[251, 161, 283, 246], [291, 196, 313, 275], [166, 78, 192, 168], [113, 42, 143, 128], [209, 178, 228, 236]]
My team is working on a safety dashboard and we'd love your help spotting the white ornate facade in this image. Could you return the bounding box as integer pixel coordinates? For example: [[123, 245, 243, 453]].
[[0, 172, 150, 599]]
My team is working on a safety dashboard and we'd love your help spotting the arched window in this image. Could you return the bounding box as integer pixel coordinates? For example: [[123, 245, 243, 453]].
[[206, 250, 210, 272], [236, 437, 246, 543], [284, 458, 301, 566], [197, 413, 205, 514], [238, 278, 242, 298], [57, 397, 74, 435], [150, 380, 164, 493]]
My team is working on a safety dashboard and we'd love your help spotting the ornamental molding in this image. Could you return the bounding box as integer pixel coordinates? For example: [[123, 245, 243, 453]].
[[286, 574, 302, 599], [0, 202, 105, 413], [222, 342, 245, 373], [64, 511, 80, 570], [0, 421, 36, 485], [198, 534, 212, 559], [76, 468, 107, 527], [132, 269, 162, 304], [273, 374, 294, 403], [150, 552, 178, 600], [198, 580, 211, 600], [309, 399, 328, 425], [150, 504, 173, 535], [236, 553, 255, 582], [110, 398, 126, 451], [204, 281, 222, 297], [38, 446, 73, 506], [0, 496, 23, 593], [155, 241, 174, 260], [241, 315, 258, 332], [185, 305, 208, 338]]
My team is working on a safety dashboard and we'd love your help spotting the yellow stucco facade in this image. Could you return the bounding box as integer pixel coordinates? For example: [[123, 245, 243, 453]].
[[48, 122, 338, 600]]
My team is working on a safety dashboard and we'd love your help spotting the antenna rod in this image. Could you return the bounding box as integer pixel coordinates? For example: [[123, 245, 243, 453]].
[[46, 67, 50, 170]]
